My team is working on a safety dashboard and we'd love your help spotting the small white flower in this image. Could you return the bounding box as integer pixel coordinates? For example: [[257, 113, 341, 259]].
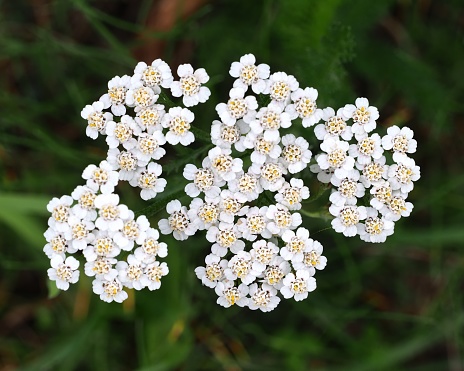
[[94, 193, 130, 232], [262, 256, 291, 289], [105, 115, 140, 149], [106, 148, 141, 182], [47, 255, 80, 291], [83, 231, 121, 261], [265, 72, 299, 108], [205, 146, 243, 182], [250, 239, 279, 273], [237, 206, 271, 241], [369, 180, 393, 210], [171, 64, 210, 107], [225, 251, 259, 285], [329, 204, 367, 237], [275, 178, 310, 210], [215, 281, 249, 308], [84, 256, 117, 278], [132, 131, 166, 163], [329, 168, 365, 207], [43, 228, 68, 258], [183, 163, 223, 200], [71, 185, 97, 221], [99, 75, 131, 116], [135, 104, 165, 133], [280, 134, 312, 174], [243, 132, 281, 165], [134, 228, 168, 263], [211, 119, 248, 150], [250, 161, 286, 192], [229, 53, 270, 94], [129, 162, 167, 201], [206, 222, 245, 257], [292, 239, 327, 271], [349, 133, 383, 165], [162, 106, 196, 146], [358, 156, 389, 188], [82, 160, 119, 194], [113, 211, 149, 251], [195, 254, 228, 288], [343, 97, 379, 136], [248, 283, 280, 312], [249, 103, 292, 141], [286, 87, 322, 127], [281, 270, 316, 301], [141, 261, 169, 291], [92, 270, 128, 303], [64, 215, 95, 253], [228, 171, 262, 203], [125, 80, 159, 108], [218, 189, 249, 223], [117, 254, 146, 290], [314, 107, 352, 141], [188, 198, 220, 230], [387, 154, 420, 194], [266, 204, 302, 236], [158, 200, 197, 241], [47, 195, 73, 233], [216, 87, 258, 126], [317, 137, 354, 171], [280, 227, 310, 262], [81, 100, 113, 139], [380, 192, 413, 221], [133, 59, 173, 89], [381, 126, 417, 162], [358, 207, 395, 243]]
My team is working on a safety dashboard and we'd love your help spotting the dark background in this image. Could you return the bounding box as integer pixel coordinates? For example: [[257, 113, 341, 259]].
[[1, 0, 463, 370]]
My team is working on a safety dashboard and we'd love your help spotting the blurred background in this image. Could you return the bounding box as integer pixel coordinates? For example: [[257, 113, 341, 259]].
[[1, 0, 463, 370]]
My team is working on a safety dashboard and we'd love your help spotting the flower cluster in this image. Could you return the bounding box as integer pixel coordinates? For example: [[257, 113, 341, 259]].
[[44, 53, 419, 312]]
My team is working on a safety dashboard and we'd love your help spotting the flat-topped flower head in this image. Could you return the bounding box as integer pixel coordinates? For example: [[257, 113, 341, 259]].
[[158, 200, 196, 241], [215, 281, 249, 308], [349, 133, 383, 165], [162, 106, 195, 146], [230, 53, 270, 94], [314, 107, 352, 141], [380, 192, 413, 221], [250, 240, 279, 273], [249, 103, 292, 141], [358, 208, 395, 243], [343, 97, 379, 136], [71, 185, 97, 221], [329, 204, 367, 237], [183, 163, 222, 200], [195, 254, 228, 288], [117, 254, 145, 290], [330, 168, 365, 207], [129, 162, 167, 201], [382, 126, 417, 162], [94, 193, 130, 231], [188, 198, 220, 230], [266, 72, 299, 108], [206, 222, 245, 257], [133, 59, 173, 88], [317, 138, 354, 171], [248, 283, 280, 312], [135, 104, 165, 133], [216, 87, 258, 126], [266, 204, 302, 236], [81, 101, 113, 139], [105, 115, 140, 149], [48, 255, 80, 291], [170, 64, 210, 107], [388, 154, 421, 194], [47, 195, 73, 232], [92, 270, 128, 303], [100, 75, 131, 116], [281, 270, 316, 301], [286, 87, 322, 127], [280, 134, 312, 174], [275, 178, 310, 210]]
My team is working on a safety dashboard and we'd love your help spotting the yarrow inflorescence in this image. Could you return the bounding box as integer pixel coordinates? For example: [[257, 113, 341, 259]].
[[44, 54, 420, 311]]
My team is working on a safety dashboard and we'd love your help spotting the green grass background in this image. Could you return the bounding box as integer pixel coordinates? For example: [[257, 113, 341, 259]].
[[1, 0, 463, 370]]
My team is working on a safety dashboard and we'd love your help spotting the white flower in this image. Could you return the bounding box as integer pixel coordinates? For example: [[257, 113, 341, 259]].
[[343, 97, 379, 136], [162, 106, 195, 146], [229, 53, 270, 94], [206, 222, 245, 257], [380, 192, 413, 221], [243, 132, 281, 165], [125, 80, 159, 108], [369, 180, 393, 210], [349, 133, 383, 165], [358, 156, 389, 188], [262, 256, 291, 289], [106, 147, 141, 182], [387, 154, 421, 194], [183, 163, 223, 200], [286, 87, 322, 127], [71, 185, 97, 221], [84, 256, 117, 278], [188, 198, 220, 230], [170, 64, 210, 107], [99, 75, 131, 116], [266, 204, 302, 236], [133, 59, 173, 88], [113, 211, 149, 251], [309, 162, 334, 184], [250, 161, 286, 192], [141, 261, 169, 291], [281, 270, 316, 301], [205, 146, 243, 181], [92, 270, 128, 303], [275, 178, 310, 210], [47, 195, 73, 233], [237, 206, 271, 241], [211, 119, 248, 150], [280, 134, 312, 174], [314, 107, 352, 141], [317, 137, 354, 171], [129, 162, 167, 201], [215, 281, 249, 308], [381, 126, 417, 162], [329, 204, 367, 237], [81, 101, 113, 139], [134, 228, 168, 263], [82, 160, 119, 194], [248, 283, 280, 312], [218, 189, 249, 223], [358, 208, 395, 243], [135, 104, 165, 133], [280, 227, 310, 262], [292, 239, 327, 271], [132, 131, 166, 163], [249, 103, 292, 141], [265, 72, 299, 108], [158, 200, 196, 241], [228, 171, 262, 203], [43, 228, 68, 259], [83, 231, 121, 261], [195, 254, 228, 288], [47, 255, 80, 290], [250, 239, 279, 273], [94, 193, 130, 231], [64, 215, 95, 253], [105, 115, 140, 149], [225, 251, 259, 285], [117, 254, 146, 290], [216, 87, 258, 126], [329, 168, 365, 206]]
